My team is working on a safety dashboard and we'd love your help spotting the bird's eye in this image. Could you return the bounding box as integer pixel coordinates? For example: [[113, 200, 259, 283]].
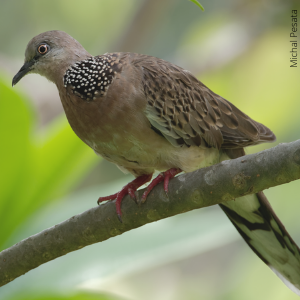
[[37, 44, 49, 55]]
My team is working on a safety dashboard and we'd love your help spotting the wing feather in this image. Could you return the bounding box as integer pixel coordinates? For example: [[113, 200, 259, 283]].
[[133, 54, 275, 149]]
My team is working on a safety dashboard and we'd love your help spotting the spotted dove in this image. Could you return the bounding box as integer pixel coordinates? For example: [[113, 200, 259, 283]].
[[12, 30, 300, 295]]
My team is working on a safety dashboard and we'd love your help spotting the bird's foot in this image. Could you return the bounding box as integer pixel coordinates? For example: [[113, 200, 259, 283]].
[[141, 168, 182, 203], [97, 174, 152, 222]]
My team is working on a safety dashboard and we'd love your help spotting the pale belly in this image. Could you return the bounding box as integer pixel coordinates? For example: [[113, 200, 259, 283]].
[[84, 130, 222, 176]]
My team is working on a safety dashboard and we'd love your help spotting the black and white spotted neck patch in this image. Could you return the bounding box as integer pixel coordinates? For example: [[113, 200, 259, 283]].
[[63, 54, 121, 101]]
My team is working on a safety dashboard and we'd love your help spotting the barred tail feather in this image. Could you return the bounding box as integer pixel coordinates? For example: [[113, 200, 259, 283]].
[[219, 192, 300, 295]]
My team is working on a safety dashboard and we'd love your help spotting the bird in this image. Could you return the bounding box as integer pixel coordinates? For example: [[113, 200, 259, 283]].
[[12, 30, 300, 295]]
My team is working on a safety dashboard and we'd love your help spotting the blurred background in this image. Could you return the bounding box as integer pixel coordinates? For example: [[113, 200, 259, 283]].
[[0, 0, 300, 299]]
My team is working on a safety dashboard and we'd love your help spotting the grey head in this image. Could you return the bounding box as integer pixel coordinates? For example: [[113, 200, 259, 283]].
[[12, 30, 91, 86]]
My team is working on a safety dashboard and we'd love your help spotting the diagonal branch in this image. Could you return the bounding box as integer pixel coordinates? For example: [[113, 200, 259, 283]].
[[1, 140, 300, 287]]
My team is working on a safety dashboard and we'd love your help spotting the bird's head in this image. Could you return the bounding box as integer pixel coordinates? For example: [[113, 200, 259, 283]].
[[12, 30, 91, 86]]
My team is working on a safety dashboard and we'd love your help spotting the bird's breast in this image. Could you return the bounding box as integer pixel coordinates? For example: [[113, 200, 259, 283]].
[[58, 86, 174, 173]]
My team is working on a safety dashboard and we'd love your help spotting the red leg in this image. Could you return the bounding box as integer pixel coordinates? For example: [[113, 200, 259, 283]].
[[141, 168, 182, 203], [98, 174, 152, 222]]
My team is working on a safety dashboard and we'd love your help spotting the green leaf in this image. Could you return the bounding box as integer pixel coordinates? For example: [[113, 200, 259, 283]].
[[189, 0, 204, 11]]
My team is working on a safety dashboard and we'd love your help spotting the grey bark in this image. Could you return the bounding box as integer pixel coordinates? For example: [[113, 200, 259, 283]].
[[1, 140, 300, 287]]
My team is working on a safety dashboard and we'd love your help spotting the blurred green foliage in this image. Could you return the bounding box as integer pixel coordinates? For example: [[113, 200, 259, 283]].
[[0, 0, 300, 300], [0, 78, 97, 249], [12, 293, 120, 300]]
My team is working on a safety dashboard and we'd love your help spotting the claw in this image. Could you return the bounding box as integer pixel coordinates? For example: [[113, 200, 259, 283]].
[[141, 168, 181, 203], [97, 169, 181, 221], [117, 214, 123, 223], [97, 174, 152, 221], [141, 173, 164, 203], [98, 192, 118, 204], [128, 188, 136, 200]]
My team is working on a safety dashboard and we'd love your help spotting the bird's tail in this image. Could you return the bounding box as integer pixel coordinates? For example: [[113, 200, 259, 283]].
[[219, 149, 300, 295]]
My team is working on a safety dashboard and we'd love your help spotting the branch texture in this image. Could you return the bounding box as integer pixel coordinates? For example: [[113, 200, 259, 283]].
[[1, 140, 300, 287]]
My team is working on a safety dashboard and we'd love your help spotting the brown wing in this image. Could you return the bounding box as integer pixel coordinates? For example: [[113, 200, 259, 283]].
[[132, 54, 275, 149]]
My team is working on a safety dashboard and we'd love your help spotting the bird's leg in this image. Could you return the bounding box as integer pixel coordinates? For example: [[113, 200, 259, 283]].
[[141, 168, 182, 203], [97, 174, 152, 222]]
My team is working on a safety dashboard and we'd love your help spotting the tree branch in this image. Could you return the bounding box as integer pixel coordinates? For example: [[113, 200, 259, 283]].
[[1, 140, 300, 287]]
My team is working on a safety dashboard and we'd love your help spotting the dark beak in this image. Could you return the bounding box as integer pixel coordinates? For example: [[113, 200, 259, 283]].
[[12, 60, 35, 86]]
